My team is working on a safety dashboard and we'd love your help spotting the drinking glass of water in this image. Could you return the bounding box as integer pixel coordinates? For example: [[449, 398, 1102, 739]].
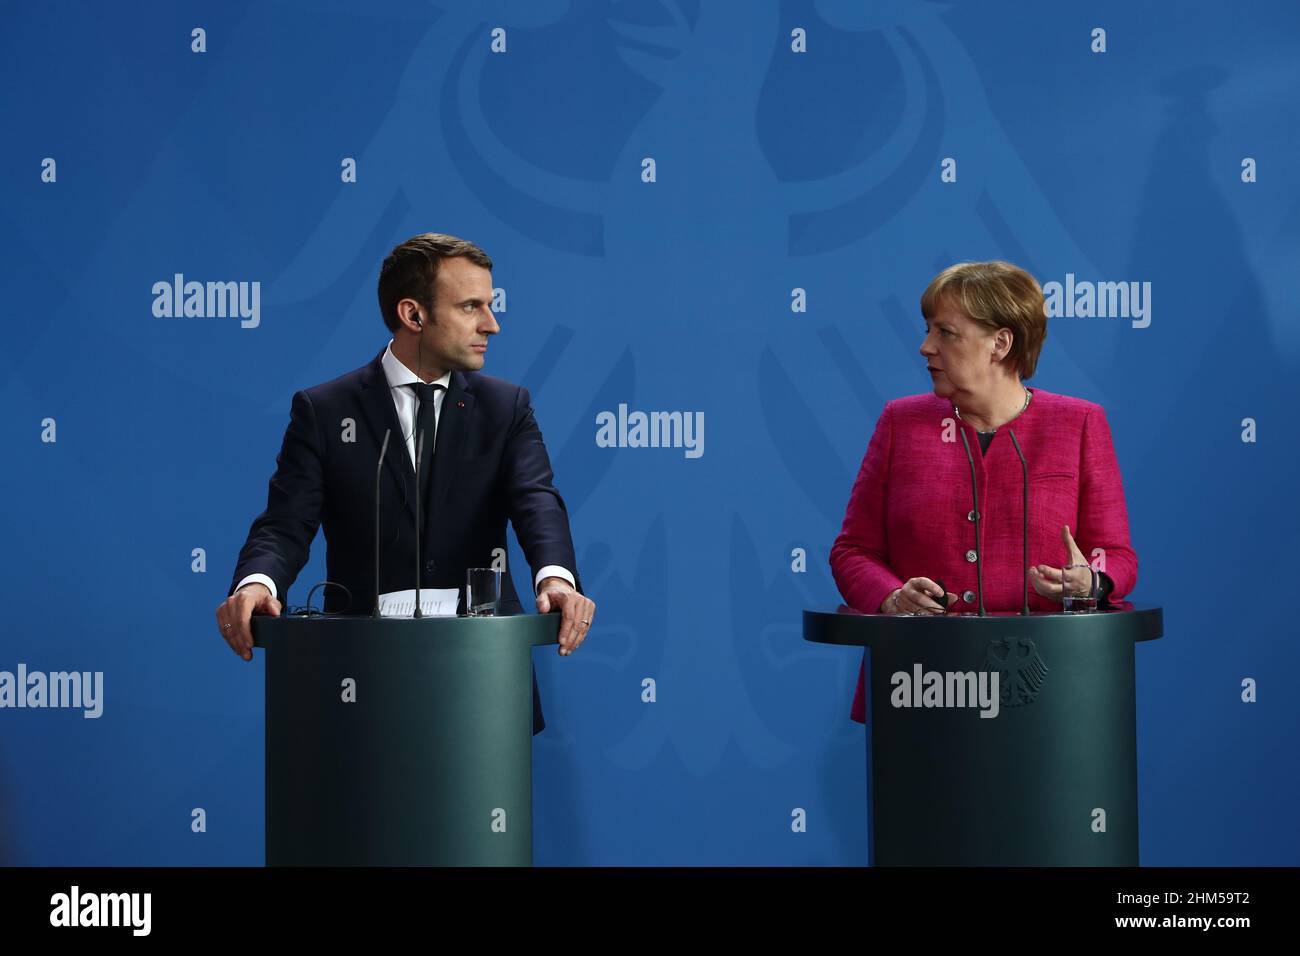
[[1060, 563, 1099, 613], [465, 568, 502, 617]]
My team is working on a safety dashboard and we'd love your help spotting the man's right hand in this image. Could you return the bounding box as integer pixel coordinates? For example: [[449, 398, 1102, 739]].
[[215, 583, 282, 661]]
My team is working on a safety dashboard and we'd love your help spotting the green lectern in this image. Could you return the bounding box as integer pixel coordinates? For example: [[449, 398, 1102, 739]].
[[804, 602, 1162, 866], [252, 613, 558, 866]]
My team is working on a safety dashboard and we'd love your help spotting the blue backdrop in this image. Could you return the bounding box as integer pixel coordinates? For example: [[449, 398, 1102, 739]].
[[3, 0, 1297, 865]]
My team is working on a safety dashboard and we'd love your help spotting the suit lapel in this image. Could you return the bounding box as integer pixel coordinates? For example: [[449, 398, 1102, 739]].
[[428, 370, 474, 546], [358, 348, 417, 523]]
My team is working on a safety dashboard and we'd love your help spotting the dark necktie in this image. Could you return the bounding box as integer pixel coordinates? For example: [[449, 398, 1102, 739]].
[[409, 383, 444, 506]]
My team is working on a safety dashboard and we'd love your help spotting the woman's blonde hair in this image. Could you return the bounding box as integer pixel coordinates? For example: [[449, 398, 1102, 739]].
[[921, 261, 1048, 380]]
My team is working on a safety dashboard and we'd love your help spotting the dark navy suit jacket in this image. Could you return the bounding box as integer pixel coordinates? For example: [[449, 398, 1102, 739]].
[[229, 346, 584, 733]]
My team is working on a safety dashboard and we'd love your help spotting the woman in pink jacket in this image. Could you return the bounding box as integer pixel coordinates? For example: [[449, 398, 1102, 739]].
[[830, 261, 1138, 723]]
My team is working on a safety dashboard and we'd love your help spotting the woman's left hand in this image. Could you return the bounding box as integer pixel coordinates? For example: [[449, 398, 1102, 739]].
[[1028, 524, 1093, 602]]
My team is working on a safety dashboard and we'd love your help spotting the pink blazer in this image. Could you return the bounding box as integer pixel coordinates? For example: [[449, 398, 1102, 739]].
[[829, 387, 1138, 723]]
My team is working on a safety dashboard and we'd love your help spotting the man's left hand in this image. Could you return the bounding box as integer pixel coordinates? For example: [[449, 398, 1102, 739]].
[[535, 577, 595, 656]]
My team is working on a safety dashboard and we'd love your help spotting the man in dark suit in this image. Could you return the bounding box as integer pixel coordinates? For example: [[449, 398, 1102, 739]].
[[214, 233, 595, 732]]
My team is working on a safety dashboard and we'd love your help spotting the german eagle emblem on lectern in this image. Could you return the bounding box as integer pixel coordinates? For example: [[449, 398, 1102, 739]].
[[984, 638, 1048, 707]]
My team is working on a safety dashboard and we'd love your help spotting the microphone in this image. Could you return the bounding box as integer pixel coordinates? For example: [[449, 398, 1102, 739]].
[[1007, 428, 1031, 616], [414, 426, 425, 618], [957, 429, 987, 617], [373, 428, 391, 617]]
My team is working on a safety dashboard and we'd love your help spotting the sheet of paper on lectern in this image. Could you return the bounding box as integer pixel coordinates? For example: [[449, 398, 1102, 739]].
[[377, 588, 458, 618]]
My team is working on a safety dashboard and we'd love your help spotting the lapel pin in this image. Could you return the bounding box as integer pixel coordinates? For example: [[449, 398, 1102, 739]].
[[457, 400, 465, 408]]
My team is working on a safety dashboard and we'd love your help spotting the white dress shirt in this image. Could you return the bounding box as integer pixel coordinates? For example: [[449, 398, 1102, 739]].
[[236, 340, 575, 601]]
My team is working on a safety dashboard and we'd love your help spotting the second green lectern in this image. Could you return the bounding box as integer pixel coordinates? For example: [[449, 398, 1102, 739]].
[[804, 603, 1162, 866]]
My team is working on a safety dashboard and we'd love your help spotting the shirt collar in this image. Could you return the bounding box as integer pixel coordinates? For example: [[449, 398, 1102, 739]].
[[382, 340, 452, 391]]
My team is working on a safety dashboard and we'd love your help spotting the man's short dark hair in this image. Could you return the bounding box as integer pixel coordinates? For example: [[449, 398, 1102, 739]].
[[377, 233, 493, 333]]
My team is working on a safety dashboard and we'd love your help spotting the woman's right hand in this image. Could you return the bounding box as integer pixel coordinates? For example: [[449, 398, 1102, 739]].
[[880, 578, 958, 615]]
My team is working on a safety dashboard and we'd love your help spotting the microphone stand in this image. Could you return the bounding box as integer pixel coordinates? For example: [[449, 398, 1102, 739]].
[[958, 429, 987, 617], [373, 429, 391, 618], [1008, 428, 1031, 616]]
